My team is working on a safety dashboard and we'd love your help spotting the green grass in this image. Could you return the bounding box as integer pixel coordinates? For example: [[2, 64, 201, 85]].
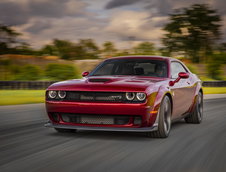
[[0, 90, 45, 105], [203, 87, 226, 94], [0, 88, 226, 106]]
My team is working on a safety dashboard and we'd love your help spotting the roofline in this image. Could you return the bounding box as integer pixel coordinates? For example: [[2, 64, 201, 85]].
[[106, 55, 173, 61]]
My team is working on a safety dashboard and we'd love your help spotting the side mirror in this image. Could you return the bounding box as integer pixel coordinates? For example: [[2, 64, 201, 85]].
[[169, 72, 189, 86], [82, 71, 89, 77], [178, 72, 189, 79]]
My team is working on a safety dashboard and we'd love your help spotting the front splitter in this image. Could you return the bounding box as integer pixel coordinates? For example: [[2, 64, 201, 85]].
[[44, 121, 158, 132]]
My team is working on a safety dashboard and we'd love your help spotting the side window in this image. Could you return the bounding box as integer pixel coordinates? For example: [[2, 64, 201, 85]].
[[171, 62, 187, 78]]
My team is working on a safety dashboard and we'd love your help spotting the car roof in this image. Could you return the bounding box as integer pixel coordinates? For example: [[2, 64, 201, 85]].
[[106, 55, 175, 61]]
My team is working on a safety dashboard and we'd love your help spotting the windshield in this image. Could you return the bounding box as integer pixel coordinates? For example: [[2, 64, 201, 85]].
[[90, 59, 168, 78]]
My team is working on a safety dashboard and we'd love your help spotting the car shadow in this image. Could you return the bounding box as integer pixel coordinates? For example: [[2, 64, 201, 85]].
[[46, 119, 190, 141]]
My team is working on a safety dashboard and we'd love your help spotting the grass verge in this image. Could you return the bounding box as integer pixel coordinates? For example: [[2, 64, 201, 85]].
[[0, 87, 226, 105], [203, 87, 226, 94], [0, 90, 45, 106]]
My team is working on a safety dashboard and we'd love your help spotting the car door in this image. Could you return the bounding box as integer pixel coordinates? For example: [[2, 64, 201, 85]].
[[170, 61, 192, 119]]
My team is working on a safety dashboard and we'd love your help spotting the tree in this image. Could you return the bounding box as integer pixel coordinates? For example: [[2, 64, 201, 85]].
[[102, 41, 117, 58], [0, 24, 21, 54], [40, 44, 59, 56], [50, 39, 99, 60], [78, 39, 99, 59], [162, 4, 221, 63], [133, 42, 156, 55], [53, 39, 75, 60]]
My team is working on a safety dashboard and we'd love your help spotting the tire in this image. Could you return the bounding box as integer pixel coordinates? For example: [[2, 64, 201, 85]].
[[54, 128, 77, 133], [148, 96, 172, 138], [185, 92, 203, 124]]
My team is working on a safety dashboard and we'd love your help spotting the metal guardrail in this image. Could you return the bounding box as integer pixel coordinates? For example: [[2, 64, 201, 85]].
[[202, 81, 226, 87], [0, 80, 226, 90]]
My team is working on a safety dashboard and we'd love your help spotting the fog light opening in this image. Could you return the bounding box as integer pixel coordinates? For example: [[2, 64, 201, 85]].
[[51, 113, 60, 122], [134, 117, 142, 125], [61, 114, 70, 122]]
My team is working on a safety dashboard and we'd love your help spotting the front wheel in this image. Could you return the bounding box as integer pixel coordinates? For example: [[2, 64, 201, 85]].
[[148, 96, 172, 138], [185, 92, 203, 124]]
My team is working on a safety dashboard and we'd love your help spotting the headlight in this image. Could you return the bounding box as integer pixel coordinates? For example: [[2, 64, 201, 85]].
[[58, 91, 66, 99], [126, 92, 135, 100], [48, 91, 57, 99], [136, 92, 146, 101]]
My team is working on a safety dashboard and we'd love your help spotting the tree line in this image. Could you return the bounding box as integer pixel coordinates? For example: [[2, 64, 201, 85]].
[[1, 3, 226, 80]]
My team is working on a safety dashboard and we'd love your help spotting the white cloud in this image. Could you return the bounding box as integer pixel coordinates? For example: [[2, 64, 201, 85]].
[[3, 0, 225, 49], [105, 10, 168, 46]]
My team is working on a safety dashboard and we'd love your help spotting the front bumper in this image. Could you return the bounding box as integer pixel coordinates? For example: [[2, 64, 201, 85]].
[[45, 121, 158, 132], [45, 101, 159, 129]]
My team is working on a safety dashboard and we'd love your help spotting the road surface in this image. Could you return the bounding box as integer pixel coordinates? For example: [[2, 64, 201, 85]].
[[0, 98, 226, 172]]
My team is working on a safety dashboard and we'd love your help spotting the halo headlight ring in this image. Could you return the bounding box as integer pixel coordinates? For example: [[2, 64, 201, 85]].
[[126, 92, 135, 101], [48, 91, 57, 99], [58, 91, 66, 99], [136, 92, 146, 101]]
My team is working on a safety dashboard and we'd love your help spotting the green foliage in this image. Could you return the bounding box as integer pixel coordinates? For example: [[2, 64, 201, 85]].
[[162, 4, 221, 63], [184, 63, 197, 73], [42, 39, 100, 60], [0, 59, 12, 66], [216, 52, 226, 64], [9, 65, 23, 75], [133, 42, 156, 55], [14, 43, 40, 55], [0, 24, 21, 54], [207, 54, 224, 80], [40, 44, 59, 56], [102, 41, 117, 57], [77, 39, 99, 59], [115, 50, 130, 56], [17, 65, 42, 80], [45, 63, 78, 80], [53, 39, 75, 60]]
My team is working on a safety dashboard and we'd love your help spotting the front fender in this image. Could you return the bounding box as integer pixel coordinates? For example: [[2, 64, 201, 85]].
[[146, 85, 172, 126]]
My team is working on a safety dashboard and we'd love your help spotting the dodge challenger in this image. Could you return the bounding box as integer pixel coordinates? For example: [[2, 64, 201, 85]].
[[45, 56, 203, 138]]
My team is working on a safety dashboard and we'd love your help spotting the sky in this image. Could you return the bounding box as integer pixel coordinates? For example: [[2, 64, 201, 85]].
[[0, 0, 226, 49]]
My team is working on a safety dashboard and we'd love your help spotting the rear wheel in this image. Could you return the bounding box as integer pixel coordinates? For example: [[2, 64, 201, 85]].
[[54, 128, 77, 133], [148, 96, 172, 138], [185, 92, 203, 124]]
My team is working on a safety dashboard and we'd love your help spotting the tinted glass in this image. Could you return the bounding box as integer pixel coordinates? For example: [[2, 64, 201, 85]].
[[90, 59, 168, 78], [171, 62, 187, 78]]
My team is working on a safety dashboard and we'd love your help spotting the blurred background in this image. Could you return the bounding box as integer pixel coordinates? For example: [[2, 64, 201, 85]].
[[0, 0, 226, 105]]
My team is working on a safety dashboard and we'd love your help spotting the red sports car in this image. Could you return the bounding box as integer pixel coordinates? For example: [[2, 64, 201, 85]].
[[45, 56, 203, 138]]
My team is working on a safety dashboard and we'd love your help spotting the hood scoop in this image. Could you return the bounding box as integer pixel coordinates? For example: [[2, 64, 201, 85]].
[[88, 78, 111, 82]]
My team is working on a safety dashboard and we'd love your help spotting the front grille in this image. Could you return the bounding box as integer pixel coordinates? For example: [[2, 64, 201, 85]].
[[54, 91, 125, 102], [58, 113, 133, 125]]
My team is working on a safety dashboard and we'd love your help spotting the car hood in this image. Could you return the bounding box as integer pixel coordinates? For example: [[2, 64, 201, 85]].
[[47, 76, 166, 92]]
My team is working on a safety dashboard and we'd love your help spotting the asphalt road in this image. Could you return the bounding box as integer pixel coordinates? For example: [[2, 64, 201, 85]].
[[0, 99, 226, 172]]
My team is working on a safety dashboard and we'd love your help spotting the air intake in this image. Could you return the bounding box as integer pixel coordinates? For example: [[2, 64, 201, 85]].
[[88, 78, 111, 82]]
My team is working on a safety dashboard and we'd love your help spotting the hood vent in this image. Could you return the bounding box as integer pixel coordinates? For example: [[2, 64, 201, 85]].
[[88, 78, 111, 82]]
